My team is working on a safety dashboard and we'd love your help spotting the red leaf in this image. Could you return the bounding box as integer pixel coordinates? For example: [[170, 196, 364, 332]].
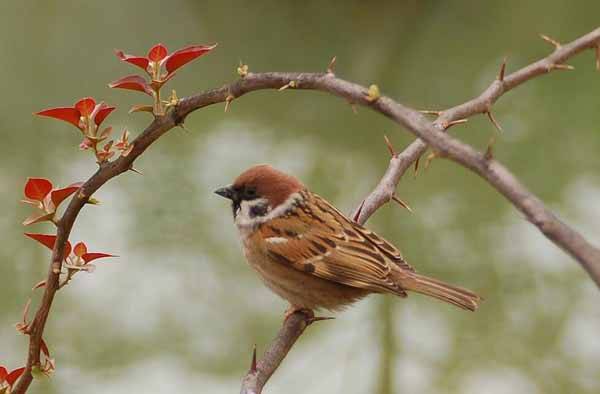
[[74, 241, 87, 257], [108, 75, 153, 95], [164, 44, 216, 74], [25, 233, 56, 249], [82, 252, 116, 263], [24, 178, 53, 201], [5, 367, 25, 387], [148, 44, 168, 62], [35, 107, 82, 129], [93, 105, 116, 126], [0, 366, 7, 381], [24, 233, 72, 259], [115, 49, 149, 71], [50, 182, 83, 208], [40, 339, 50, 358], [74, 97, 96, 116]]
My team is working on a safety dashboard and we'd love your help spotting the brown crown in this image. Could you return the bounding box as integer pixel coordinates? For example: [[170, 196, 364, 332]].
[[233, 164, 304, 207]]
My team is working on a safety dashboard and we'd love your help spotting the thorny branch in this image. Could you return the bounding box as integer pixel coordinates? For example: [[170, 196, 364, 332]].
[[13, 27, 600, 394]]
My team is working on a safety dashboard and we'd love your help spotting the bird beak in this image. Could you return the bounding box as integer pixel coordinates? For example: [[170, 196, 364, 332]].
[[214, 185, 235, 200]]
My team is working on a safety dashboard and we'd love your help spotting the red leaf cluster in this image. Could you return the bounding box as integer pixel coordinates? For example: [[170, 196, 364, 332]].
[[36, 97, 114, 131], [110, 43, 216, 115], [0, 365, 26, 389], [21, 177, 116, 268], [73, 241, 115, 264], [22, 178, 82, 226], [35, 97, 125, 164], [24, 234, 115, 267]]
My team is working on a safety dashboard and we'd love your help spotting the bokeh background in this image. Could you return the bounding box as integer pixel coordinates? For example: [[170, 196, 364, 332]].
[[1, 1, 599, 393]]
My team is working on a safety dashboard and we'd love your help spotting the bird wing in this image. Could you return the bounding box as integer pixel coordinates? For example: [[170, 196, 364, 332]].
[[258, 191, 415, 296]]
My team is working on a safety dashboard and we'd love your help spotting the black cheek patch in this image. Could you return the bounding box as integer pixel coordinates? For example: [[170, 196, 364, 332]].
[[249, 203, 269, 218]]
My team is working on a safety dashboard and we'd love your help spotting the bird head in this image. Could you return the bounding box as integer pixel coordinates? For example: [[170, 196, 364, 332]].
[[215, 164, 304, 219]]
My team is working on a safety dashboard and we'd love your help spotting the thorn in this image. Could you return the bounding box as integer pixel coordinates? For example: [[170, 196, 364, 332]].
[[178, 123, 191, 133], [353, 200, 365, 223], [308, 316, 335, 325], [129, 167, 143, 176], [443, 118, 468, 130], [540, 34, 561, 49], [22, 298, 32, 323], [486, 111, 503, 133], [419, 110, 443, 116], [327, 56, 337, 74], [350, 102, 358, 114], [224, 94, 234, 112], [32, 280, 46, 291], [413, 156, 420, 179], [249, 345, 257, 373], [498, 57, 507, 81], [550, 63, 575, 71], [278, 80, 297, 91], [596, 45, 600, 71], [484, 133, 497, 161], [424, 151, 439, 170], [391, 194, 413, 213], [383, 135, 396, 157]]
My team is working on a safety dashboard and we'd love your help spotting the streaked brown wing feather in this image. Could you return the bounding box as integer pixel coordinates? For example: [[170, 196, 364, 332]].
[[311, 193, 415, 273], [259, 191, 412, 296]]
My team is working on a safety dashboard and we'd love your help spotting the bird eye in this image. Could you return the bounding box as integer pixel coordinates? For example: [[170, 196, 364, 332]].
[[245, 187, 257, 199]]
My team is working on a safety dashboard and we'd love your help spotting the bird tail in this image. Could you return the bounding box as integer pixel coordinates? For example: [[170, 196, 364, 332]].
[[399, 273, 482, 311]]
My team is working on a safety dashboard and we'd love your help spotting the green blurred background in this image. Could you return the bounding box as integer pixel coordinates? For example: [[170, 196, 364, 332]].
[[1, 1, 599, 393]]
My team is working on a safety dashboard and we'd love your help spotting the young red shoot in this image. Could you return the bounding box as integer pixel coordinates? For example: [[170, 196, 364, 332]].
[[36, 97, 118, 163], [110, 43, 217, 115]]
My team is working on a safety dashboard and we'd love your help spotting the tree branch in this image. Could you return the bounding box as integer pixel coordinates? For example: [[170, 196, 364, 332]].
[[352, 27, 600, 223], [232, 28, 600, 394], [13, 27, 600, 394], [240, 311, 324, 394]]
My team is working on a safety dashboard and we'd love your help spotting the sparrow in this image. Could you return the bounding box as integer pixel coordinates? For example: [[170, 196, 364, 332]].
[[215, 164, 481, 315]]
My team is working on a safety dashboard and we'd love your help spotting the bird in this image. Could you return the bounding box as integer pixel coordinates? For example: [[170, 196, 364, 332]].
[[215, 164, 481, 317]]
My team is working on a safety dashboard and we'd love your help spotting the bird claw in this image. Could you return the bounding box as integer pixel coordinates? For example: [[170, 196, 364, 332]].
[[284, 306, 313, 323], [283, 306, 334, 325]]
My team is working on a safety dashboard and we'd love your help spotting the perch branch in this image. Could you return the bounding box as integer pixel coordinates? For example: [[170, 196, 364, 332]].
[[240, 311, 322, 394], [13, 27, 600, 394]]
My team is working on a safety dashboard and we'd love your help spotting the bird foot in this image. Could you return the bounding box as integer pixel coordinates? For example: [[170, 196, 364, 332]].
[[283, 306, 334, 325], [283, 306, 313, 323]]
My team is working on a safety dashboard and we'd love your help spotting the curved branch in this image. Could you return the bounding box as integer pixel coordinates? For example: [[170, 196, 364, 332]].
[[353, 27, 600, 223], [13, 27, 600, 394], [13, 115, 177, 393]]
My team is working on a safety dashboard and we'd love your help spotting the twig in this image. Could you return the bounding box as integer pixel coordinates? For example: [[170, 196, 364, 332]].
[[240, 311, 324, 394], [13, 26, 600, 394]]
